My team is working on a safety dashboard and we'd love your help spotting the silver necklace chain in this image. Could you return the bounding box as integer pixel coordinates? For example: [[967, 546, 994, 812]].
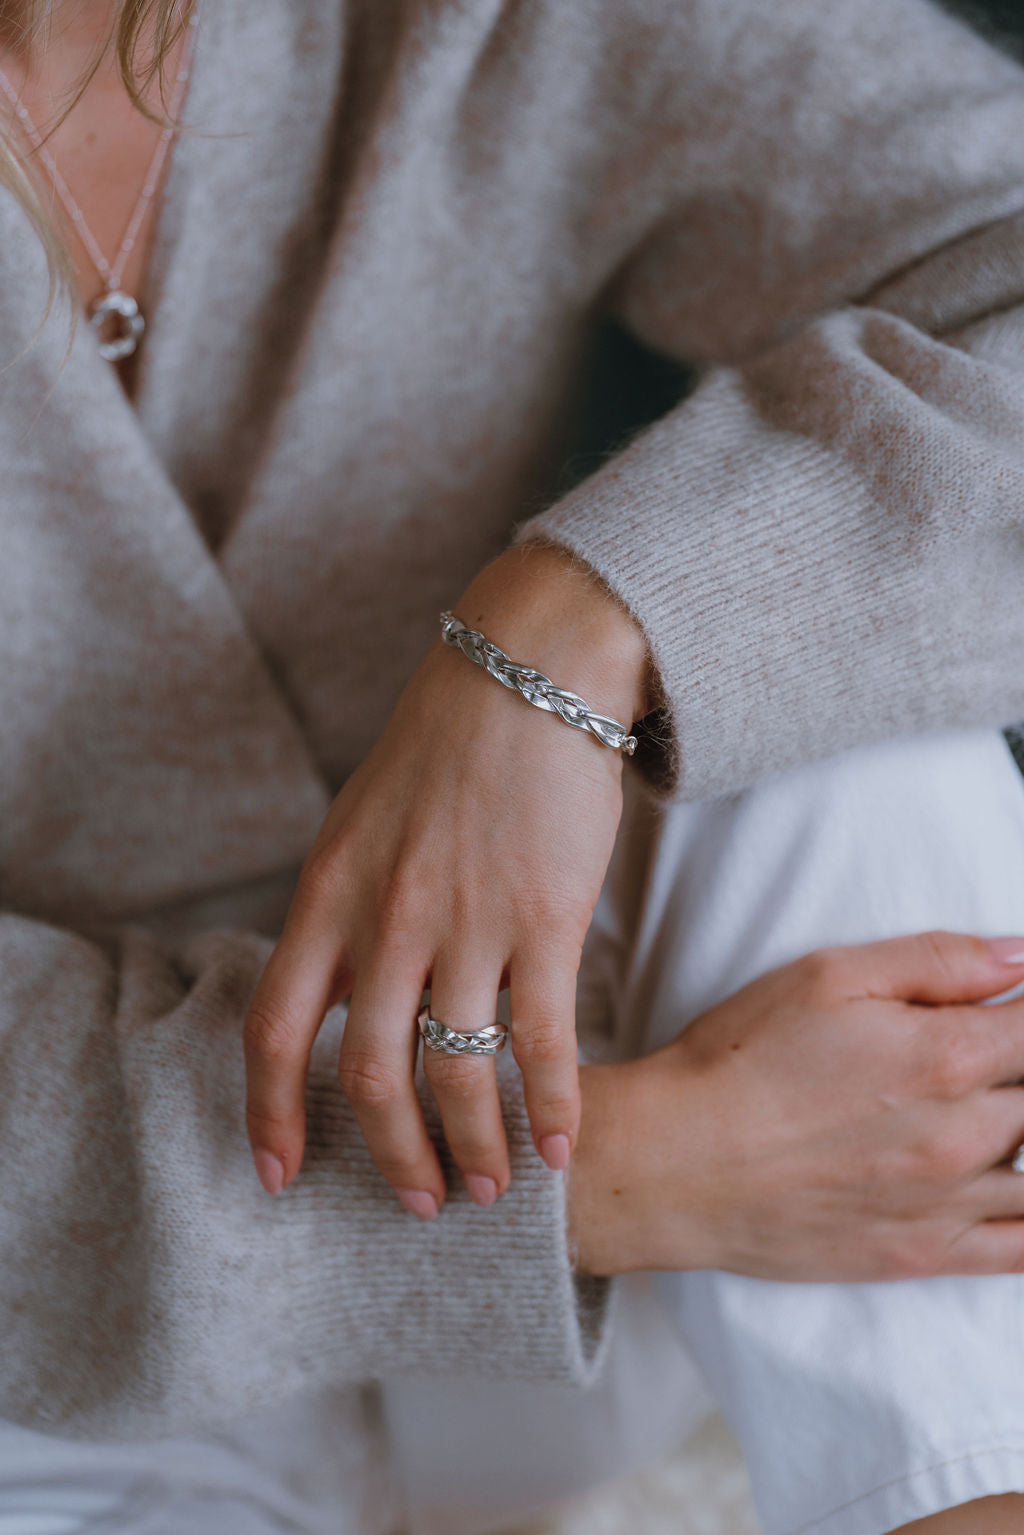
[[0, 10, 197, 362]]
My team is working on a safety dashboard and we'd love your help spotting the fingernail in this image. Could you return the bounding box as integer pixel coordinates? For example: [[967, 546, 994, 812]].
[[396, 1188, 439, 1221], [253, 1149, 285, 1196], [539, 1134, 572, 1171], [988, 937, 1024, 964], [464, 1173, 498, 1208]]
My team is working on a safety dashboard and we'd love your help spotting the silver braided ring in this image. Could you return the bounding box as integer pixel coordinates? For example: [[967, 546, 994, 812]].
[[1012, 1144, 1024, 1175], [417, 1006, 509, 1057]]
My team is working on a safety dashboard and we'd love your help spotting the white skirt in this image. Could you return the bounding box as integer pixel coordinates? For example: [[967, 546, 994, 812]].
[[4, 727, 1024, 1534]]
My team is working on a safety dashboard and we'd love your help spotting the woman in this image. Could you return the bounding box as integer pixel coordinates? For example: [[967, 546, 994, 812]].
[[3, 0, 1024, 1531]]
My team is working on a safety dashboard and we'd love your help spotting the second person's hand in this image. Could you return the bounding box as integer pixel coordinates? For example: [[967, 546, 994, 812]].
[[569, 932, 1024, 1279]]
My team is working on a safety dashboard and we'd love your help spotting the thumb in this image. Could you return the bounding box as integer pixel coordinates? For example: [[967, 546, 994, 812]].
[[844, 930, 1024, 1006]]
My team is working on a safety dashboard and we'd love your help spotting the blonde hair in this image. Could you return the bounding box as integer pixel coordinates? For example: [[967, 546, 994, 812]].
[[0, 0, 191, 316]]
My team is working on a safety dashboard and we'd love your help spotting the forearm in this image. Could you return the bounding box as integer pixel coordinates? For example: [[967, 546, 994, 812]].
[[518, 301, 1024, 800], [516, 0, 1024, 799]]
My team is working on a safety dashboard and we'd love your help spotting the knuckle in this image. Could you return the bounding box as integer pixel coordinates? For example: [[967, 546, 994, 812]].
[[511, 889, 590, 950], [920, 1034, 981, 1101], [299, 844, 349, 910], [943, 1240, 996, 1278], [914, 929, 987, 993], [532, 1091, 579, 1128], [919, 928, 973, 974], [514, 1016, 575, 1067], [451, 1132, 505, 1172], [927, 1057, 973, 1104], [425, 1053, 487, 1100], [338, 1051, 402, 1109], [542, 909, 590, 953], [908, 1133, 974, 1189], [795, 946, 846, 998], [918, 928, 952, 965], [243, 1002, 304, 1064], [872, 1238, 918, 1282], [245, 1101, 293, 1139], [884, 1235, 942, 1282], [373, 1152, 429, 1187], [940, 1226, 995, 1278], [897, 1015, 938, 1083]]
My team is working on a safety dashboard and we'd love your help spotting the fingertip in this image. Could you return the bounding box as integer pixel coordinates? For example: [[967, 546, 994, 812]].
[[253, 1147, 286, 1196], [464, 1172, 499, 1207], [859, 930, 1024, 1007], [396, 1187, 441, 1220], [988, 937, 1024, 966], [538, 1132, 572, 1170]]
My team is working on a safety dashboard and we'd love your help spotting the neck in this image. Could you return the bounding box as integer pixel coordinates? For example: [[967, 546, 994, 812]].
[[0, 0, 122, 70]]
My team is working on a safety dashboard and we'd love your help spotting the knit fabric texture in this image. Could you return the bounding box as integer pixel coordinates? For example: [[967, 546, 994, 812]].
[[2, 0, 1024, 1522]]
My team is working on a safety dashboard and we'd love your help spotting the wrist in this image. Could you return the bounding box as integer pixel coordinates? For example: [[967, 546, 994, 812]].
[[452, 543, 652, 726], [569, 1059, 723, 1276], [566, 1066, 620, 1276]]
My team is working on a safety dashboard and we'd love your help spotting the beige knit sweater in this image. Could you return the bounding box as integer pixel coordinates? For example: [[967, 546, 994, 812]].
[[2, 0, 1024, 1492]]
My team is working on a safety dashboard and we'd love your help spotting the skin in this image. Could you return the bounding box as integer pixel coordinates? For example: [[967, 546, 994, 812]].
[[900, 1499, 1021, 1533], [1, 0, 186, 399], [569, 932, 1024, 1282], [570, 932, 1024, 1535], [18, 6, 1024, 1526], [240, 556, 1024, 1532], [244, 543, 650, 1207]]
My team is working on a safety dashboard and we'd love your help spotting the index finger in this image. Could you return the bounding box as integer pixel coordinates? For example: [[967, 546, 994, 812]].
[[243, 898, 346, 1194]]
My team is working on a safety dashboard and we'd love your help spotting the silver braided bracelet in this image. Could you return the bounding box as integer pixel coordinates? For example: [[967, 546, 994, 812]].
[[439, 610, 638, 756]]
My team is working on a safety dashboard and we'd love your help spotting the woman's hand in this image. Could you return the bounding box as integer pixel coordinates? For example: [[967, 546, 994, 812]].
[[243, 543, 650, 1213], [569, 932, 1024, 1279]]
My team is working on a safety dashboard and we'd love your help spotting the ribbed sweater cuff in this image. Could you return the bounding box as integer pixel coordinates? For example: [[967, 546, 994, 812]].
[[285, 1054, 613, 1389], [11, 933, 614, 1443], [129, 1001, 614, 1441], [514, 330, 955, 801]]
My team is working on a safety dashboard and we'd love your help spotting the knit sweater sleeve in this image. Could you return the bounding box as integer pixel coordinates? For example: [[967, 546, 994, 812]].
[[516, 0, 1024, 799], [0, 912, 608, 1442]]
